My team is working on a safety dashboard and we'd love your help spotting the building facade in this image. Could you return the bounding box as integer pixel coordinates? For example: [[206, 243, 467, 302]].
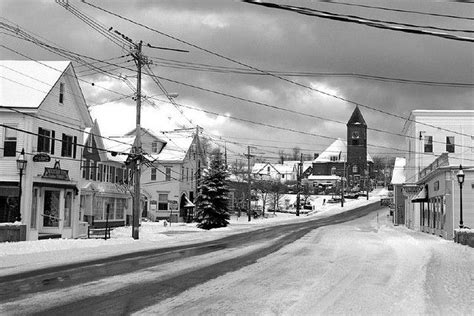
[[138, 128, 204, 223], [413, 154, 473, 240], [0, 60, 93, 240], [390, 157, 406, 226], [401, 110, 474, 231], [312, 106, 374, 190], [79, 121, 133, 228]]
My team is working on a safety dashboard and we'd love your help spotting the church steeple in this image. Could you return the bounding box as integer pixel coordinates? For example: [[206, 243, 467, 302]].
[[346, 106, 368, 186], [347, 105, 367, 126]]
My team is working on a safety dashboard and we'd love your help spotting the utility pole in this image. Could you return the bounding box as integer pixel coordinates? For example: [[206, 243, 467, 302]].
[[245, 146, 254, 222], [341, 161, 345, 208], [132, 41, 144, 240], [224, 141, 228, 170], [296, 153, 302, 216]]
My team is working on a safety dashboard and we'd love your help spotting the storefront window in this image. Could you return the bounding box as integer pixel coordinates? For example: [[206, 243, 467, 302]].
[[31, 188, 38, 228], [64, 191, 72, 227], [116, 198, 125, 220], [44, 190, 60, 227], [93, 196, 104, 220], [0, 187, 19, 223], [105, 197, 115, 219], [441, 196, 446, 230]]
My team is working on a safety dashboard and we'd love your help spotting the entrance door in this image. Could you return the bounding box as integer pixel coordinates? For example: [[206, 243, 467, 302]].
[[43, 190, 60, 228]]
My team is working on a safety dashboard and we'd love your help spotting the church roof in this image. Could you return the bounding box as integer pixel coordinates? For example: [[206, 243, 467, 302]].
[[347, 106, 367, 126], [313, 138, 373, 163]]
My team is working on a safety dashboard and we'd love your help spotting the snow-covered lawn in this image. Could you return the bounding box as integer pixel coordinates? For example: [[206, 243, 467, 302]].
[[0, 192, 383, 276]]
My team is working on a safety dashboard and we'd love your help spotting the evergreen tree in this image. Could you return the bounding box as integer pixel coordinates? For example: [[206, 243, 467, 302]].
[[194, 153, 230, 229]]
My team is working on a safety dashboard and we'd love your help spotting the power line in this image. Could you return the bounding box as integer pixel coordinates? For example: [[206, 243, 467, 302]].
[[7, 17, 472, 144], [327, 2, 474, 21], [80, 2, 474, 140], [2, 44, 471, 155], [148, 57, 474, 88], [148, 96, 474, 159], [0, 27, 128, 81], [0, 44, 130, 99], [4, 18, 472, 160], [243, 1, 474, 41], [147, 75, 474, 149], [0, 106, 137, 154]]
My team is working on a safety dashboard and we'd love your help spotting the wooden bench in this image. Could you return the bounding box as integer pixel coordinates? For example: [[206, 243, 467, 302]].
[[87, 226, 111, 240]]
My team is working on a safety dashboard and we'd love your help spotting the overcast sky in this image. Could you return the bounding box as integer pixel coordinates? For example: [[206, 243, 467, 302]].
[[1, 0, 473, 163]]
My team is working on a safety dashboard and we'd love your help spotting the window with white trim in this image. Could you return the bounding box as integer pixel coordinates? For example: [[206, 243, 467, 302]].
[[446, 136, 455, 153], [424, 136, 433, 153], [37, 127, 54, 154], [3, 125, 17, 157], [61, 133, 74, 157], [158, 193, 168, 210]]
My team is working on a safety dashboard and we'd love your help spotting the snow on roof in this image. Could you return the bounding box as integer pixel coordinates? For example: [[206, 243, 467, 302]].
[[252, 163, 272, 174], [274, 163, 295, 174], [83, 127, 92, 146], [391, 157, 406, 184], [314, 138, 346, 163], [0, 60, 70, 108], [103, 136, 134, 162], [302, 161, 313, 171], [314, 138, 373, 163], [155, 129, 195, 162], [308, 175, 341, 181]]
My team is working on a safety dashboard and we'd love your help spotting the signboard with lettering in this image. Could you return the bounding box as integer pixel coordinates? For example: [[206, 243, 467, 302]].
[[42, 160, 70, 181], [168, 200, 178, 210], [33, 153, 51, 162]]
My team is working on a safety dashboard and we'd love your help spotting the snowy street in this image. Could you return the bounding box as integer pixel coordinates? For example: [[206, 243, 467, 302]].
[[1, 198, 472, 315], [140, 210, 474, 315]]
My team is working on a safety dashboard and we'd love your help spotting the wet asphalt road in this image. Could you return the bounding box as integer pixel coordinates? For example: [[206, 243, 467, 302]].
[[0, 202, 382, 315]]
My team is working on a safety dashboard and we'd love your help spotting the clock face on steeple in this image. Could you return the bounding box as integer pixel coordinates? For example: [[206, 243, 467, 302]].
[[352, 131, 360, 139]]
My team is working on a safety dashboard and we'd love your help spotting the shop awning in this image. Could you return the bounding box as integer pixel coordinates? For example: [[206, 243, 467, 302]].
[[183, 196, 195, 208], [33, 181, 78, 192], [411, 185, 428, 203]]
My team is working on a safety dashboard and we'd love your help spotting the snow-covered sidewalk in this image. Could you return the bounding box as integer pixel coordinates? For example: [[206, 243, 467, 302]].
[[0, 191, 385, 276]]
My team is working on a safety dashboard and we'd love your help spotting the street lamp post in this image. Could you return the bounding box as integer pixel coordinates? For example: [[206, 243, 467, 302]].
[[456, 165, 465, 228], [16, 148, 27, 222]]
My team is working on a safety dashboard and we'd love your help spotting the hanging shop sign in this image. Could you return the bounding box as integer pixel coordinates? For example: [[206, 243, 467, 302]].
[[33, 153, 51, 162], [42, 160, 70, 181], [168, 200, 178, 210]]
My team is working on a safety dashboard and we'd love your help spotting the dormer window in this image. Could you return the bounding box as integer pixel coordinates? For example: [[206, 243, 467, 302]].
[[59, 82, 65, 104], [151, 141, 158, 153]]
